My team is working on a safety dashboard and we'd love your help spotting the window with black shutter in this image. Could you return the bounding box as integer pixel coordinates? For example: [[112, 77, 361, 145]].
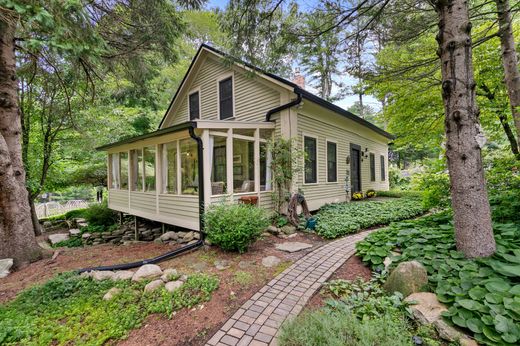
[[304, 136, 317, 184], [327, 141, 337, 182], [370, 153, 375, 181], [219, 77, 233, 119], [380, 155, 386, 181], [189, 91, 199, 120]]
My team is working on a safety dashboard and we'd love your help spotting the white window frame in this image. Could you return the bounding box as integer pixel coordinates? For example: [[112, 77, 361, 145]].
[[217, 72, 235, 120], [325, 139, 338, 183], [188, 87, 201, 120], [302, 133, 319, 185]]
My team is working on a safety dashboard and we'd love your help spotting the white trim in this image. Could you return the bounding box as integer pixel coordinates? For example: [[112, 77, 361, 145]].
[[302, 133, 319, 185], [226, 128, 233, 194], [325, 139, 338, 183], [217, 72, 235, 120], [176, 140, 182, 195], [195, 120, 275, 129], [187, 87, 202, 120]]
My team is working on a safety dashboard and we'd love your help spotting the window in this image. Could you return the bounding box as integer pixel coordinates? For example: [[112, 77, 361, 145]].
[[304, 136, 317, 184], [370, 153, 375, 182], [327, 141, 337, 182], [189, 91, 200, 120], [219, 77, 233, 119], [211, 136, 227, 195], [120, 152, 128, 189], [380, 155, 386, 181], [180, 138, 198, 195], [233, 137, 255, 193], [163, 142, 178, 194], [143, 146, 156, 192]]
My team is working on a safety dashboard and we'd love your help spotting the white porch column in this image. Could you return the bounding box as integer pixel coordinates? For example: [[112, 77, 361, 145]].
[[254, 128, 260, 197], [155, 144, 161, 214], [226, 128, 233, 201], [176, 140, 181, 194], [201, 129, 212, 207]]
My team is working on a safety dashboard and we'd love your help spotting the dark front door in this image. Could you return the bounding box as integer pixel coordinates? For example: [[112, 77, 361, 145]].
[[350, 144, 361, 193]]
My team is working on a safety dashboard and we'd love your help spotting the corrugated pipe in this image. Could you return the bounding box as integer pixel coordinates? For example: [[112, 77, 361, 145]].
[[78, 124, 205, 273]]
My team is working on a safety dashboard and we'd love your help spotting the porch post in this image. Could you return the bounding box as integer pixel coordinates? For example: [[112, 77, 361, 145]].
[[254, 128, 260, 197], [201, 129, 212, 207], [226, 128, 233, 201], [155, 144, 161, 214]]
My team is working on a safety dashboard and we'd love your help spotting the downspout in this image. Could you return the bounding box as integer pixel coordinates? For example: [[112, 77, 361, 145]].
[[78, 123, 205, 273], [265, 88, 303, 122]]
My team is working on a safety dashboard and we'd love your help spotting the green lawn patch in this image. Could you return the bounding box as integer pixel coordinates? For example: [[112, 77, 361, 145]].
[[356, 212, 520, 345], [315, 197, 427, 239], [0, 272, 219, 345]]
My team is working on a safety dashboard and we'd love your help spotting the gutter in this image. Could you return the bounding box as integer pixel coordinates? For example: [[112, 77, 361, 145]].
[[78, 123, 205, 273], [265, 89, 303, 122]]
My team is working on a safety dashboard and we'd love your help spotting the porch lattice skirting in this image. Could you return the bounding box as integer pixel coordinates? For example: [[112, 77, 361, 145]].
[[205, 231, 372, 346]]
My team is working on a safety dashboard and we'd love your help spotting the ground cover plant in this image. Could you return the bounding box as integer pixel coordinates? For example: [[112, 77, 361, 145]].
[[315, 197, 427, 239], [279, 277, 442, 346], [356, 211, 520, 345], [204, 203, 269, 252], [0, 272, 219, 345]]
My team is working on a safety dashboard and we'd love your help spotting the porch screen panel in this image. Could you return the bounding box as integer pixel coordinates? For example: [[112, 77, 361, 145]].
[[304, 136, 317, 184], [211, 136, 227, 195], [110, 153, 120, 189], [144, 146, 156, 192], [163, 142, 177, 194], [233, 137, 255, 193], [120, 152, 128, 189], [180, 139, 198, 195], [130, 149, 143, 191]]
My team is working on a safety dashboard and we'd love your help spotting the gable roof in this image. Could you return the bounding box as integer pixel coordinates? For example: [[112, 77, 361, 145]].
[[159, 44, 394, 140]]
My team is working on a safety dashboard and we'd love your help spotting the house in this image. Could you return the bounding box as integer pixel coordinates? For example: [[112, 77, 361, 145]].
[[98, 44, 393, 231]]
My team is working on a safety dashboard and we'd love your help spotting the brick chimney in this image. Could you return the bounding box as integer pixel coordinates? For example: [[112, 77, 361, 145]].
[[292, 67, 305, 89]]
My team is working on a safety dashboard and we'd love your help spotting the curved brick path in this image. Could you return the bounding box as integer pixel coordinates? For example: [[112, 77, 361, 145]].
[[206, 231, 372, 346]]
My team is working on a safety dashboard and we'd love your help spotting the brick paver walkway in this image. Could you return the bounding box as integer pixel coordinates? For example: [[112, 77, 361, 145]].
[[206, 231, 371, 346]]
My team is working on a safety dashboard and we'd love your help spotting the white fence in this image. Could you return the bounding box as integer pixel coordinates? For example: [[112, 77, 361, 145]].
[[36, 200, 91, 219]]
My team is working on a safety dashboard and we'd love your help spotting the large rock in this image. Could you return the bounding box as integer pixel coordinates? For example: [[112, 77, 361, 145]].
[[383, 260, 428, 297], [160, 231, 178, 242], [404, 292, 447, 324], [48, 233, 70, 245], [266, 225, 280, 235], [91, 271, 116, 281], [165, 280, 184, 292], [131, 264, 163, 282], [0, 258, 14, 278], [161, 268, 178, 282], [275, 242, 313, 253], [103, 287, 121, 301], [433, 319, 464, 342], [144, 279, 164, 292], [113, 270, 134, 281], [280, 225, 297, 235], [261, 256, 281, 268], [69, 229, 81, 237]]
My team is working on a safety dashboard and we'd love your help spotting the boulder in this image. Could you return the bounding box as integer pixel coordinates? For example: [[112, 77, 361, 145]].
[[82, 233, 92, 240], [103, 287, 121, 301], [433, 319, 464, 342], [113, 270, 134, 281], [144, 279, 164, 292], [214, 260, 231, 271], [131, 264, 163, 282], [275, 242, 313, 253], [48, 233, 70, 245], [91, 271, 116, 281], [404, 292, 447, 324], [161, 268, 179, 282], [261, 256, 281, 268], [183, 231, 196, 242], [0, 258, 14, 278], [69, 229, 81, 237], [280, 225, 297, 235], [266, 225, 280, 235], [459, 338, 479, 346], [43, 221, 53, 228], [165, 280, 184, 292], [383, 260, 428, 297]]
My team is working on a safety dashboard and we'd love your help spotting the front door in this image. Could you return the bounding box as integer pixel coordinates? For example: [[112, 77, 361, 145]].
[[350, 144, 361, 193]]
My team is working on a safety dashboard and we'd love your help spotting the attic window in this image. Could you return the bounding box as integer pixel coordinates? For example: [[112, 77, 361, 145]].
[[189, 91, 200, 120], [219, 77, 233, 119]]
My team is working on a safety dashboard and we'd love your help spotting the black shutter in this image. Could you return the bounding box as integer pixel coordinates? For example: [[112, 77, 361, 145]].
[[370, 153, 375, 181], [380, 155, 386, 181], [304, 136, 317, 183], [189, 92, 199, 120], [327, 142, 337, 182], [219, 78, 233, 119]]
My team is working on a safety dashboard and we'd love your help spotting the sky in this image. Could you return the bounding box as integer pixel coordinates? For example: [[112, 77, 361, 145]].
[[204, 0, 381, 112]]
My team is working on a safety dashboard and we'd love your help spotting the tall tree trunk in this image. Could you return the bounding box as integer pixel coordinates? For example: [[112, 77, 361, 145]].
[[0, 10, 42, 267], [495, 0, 520, 153], [435, 0, 496, 258]]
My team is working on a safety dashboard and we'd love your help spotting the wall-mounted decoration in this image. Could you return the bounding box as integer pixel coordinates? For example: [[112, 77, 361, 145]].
[[233, 154, 242, 164], [346, 156, 350, 164]]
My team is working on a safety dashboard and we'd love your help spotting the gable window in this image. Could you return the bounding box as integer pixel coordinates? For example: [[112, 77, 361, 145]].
[[189, 91, 200, 120], [327, 141, 337, 182], [304, 136, 317, 184], [380, 155, 386, 181], [219, 77, 233, 119], [370, 153, 375, 182]]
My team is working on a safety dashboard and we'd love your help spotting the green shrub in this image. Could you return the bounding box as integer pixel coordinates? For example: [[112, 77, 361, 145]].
[[411, 172, 451, 209], [0, 272, 219, 345], [315, 197, 426, 239], [64, 208, 88, 220], [356, 212, 520, 345], [83, 202, 117, 227], [52, 237, 83, 248], [389, 165, 411, 190], [204, 203, 269, 252], [376, 190, 422, 198]]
